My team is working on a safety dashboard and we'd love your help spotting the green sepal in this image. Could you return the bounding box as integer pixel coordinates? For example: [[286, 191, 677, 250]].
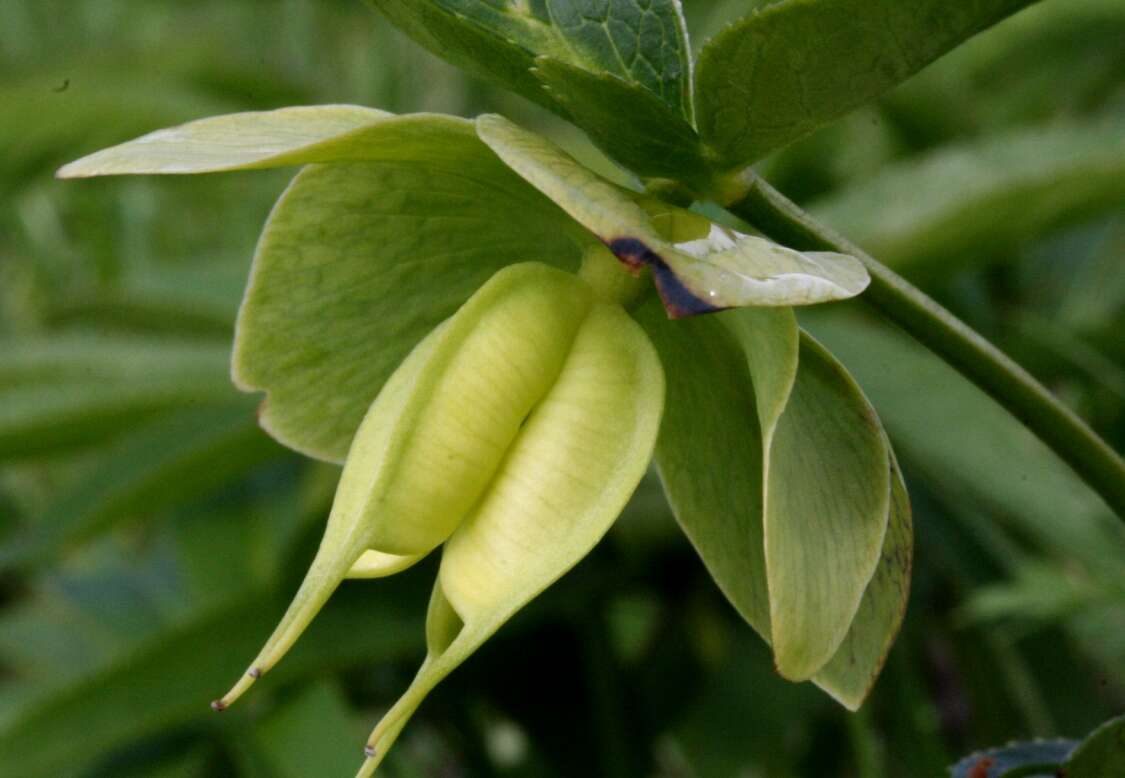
[[477, 114, 868, 318], [57, 106, 499, 177], [639, 299, 907, 703]]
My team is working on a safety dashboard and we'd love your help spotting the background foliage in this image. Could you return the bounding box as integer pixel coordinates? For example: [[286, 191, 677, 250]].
[[1, 1, 1123, 776]]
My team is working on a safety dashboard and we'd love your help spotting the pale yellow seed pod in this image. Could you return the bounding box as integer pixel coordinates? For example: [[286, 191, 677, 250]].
[[214, 262, 596, 709], [357, 301, 665, 775]]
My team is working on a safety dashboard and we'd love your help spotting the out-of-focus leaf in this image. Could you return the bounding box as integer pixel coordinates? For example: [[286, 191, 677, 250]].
[[695, 0, 1039, 168], [246, 682, 363, 778], [0, 335, 229, 389], [963, 563, 1107, 625], [477, 114, 868, 316], [0, 580, 425, 778], [949, 740, 1076, 778], [1066, 714, 1125, 777], [0, 336, 235, 458], [884, 0, 1125, 137], [810, 118, 1125, 276], [0, 72, 227, 188], [232, 160, 583, 464], [0, 400, 285, 571]]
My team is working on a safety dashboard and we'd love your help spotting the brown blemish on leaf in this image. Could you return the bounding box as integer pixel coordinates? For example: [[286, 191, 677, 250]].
[[248, 667, 262, 679], [364, 745, 377, 758], [606, 237, 723, 319], [210, 699, 227, 712]]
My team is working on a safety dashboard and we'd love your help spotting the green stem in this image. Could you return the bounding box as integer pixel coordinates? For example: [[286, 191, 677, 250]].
[[721, 173, 1125, 520]]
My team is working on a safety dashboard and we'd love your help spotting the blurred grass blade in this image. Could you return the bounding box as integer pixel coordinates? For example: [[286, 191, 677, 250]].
[[0, 336, 234, 458], [0, 400, 285, 571], [810, 117, 1125, 276], [0, 583, 424, 778]]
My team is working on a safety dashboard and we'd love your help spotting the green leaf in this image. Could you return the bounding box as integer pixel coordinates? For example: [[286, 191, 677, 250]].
[[476, 114, 868, 317], [232, 155, 584, 463], [0, 401, 285, 571], [367, 0, 700, 180], [1066, 714, 1125, 778], [544, 0, 692, 115], [56, 107, 498, 177], [695, 0, 1040, 168], [367, 0, 691, 114], [531, 55, 708, 182], [809, 117, 1125, 276], [949, 740, 1075, 777]]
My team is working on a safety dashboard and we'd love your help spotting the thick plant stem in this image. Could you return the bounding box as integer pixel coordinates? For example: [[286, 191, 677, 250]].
[[722, 173, 1125, 520]]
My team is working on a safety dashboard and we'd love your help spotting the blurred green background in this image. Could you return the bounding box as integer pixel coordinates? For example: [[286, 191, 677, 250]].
[[1, 1, 1123, 776]]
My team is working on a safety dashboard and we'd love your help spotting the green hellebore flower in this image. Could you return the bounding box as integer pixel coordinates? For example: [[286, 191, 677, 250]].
[[58, 105, 910, 777], [213, 260, 665, 775]]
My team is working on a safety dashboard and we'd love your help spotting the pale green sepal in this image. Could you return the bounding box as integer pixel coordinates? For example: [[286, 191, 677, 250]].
[[356, 302, 665, 775], [233, 158, 586, 463], [215, 263, 594, 711], [476, 115, 868, 317], [721, 307, 799, 448], [345, 550, 427, 580], [666, 228, 868, 309], [637, 299, 773, 637], [57, 107, 498, 178], [477, 113, 659, 243], [766, 333, 890, 680], [812, 447, 912, 709]]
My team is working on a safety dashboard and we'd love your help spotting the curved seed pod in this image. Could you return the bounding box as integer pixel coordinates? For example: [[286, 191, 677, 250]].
[[213, 262, 595, 709], [356, 302, 665, 776]]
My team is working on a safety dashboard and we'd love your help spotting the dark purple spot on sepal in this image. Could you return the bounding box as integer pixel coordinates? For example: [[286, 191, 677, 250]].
[[606, 237, 725, 320]]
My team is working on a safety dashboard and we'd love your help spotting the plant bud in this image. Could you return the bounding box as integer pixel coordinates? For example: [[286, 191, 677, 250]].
[[357, 301, 664, 775], [214, 262, 597, 709]]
